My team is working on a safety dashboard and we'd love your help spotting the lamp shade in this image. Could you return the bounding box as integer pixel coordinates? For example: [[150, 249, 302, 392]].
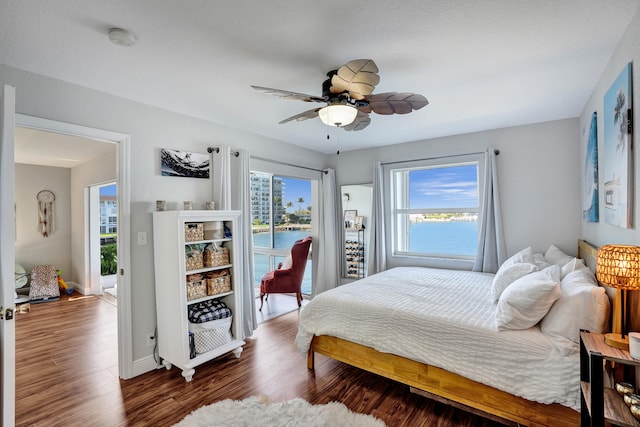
[[596, 244, 640, 290], [318, 104, 358, 127]]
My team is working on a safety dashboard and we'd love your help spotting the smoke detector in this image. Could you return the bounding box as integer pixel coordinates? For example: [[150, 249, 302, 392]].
[[108, 28, 136, 47]]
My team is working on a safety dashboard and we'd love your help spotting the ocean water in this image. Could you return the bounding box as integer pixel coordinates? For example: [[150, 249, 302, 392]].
[[251, 222, 477, 294], [409, 221, 477, 256], [252, 230, 312, 294]]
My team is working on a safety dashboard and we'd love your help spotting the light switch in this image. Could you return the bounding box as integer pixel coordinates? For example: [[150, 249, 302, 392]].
[[138, 231, 147, 245]]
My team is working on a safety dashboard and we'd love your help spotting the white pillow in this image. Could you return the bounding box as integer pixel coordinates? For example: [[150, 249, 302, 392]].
[[491, 262, 539, 303], [559, 257, 588, 279], [534, 253, 551, 270], [544, 245, 574, 267], [504, 247, 536, 266], [495, 265, 562, 331], [540, 269, 610, 344]]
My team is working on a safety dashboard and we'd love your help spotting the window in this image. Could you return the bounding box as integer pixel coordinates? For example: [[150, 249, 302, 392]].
[[250, 171, 314, 295], [387, 155, 482, 260]]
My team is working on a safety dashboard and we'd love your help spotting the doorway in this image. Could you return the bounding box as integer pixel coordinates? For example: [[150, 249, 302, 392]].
[[13, 114, 134, 379]]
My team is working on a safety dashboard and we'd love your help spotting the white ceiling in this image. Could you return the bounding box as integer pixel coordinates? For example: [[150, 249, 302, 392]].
[[2, 1, 639, 156]]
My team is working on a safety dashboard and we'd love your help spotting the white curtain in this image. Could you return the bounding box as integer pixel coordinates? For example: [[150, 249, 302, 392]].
[[472, 149, 506, 273], [313, 168, 340, 296], [211, 146, 231, 210], [212, 146, 257, 338], [367, 162, 386, 275]]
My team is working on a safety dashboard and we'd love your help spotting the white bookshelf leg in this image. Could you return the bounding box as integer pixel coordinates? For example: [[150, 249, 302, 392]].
[[232, 346, 243, 358], [162, 360, 172, 370], [182, 368, 195, 382]]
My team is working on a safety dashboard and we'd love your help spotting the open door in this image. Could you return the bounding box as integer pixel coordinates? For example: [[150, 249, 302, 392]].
[[0, 85, 16, 426]]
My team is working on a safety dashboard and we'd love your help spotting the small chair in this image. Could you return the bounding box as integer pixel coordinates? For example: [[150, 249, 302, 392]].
[[259, 236, 312, 311]]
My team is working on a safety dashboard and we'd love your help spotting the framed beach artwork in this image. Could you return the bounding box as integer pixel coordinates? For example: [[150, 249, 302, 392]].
[[344, 210, 357, 229], [161, 148, 210, 179], [602, 62, 633, 228], [582, 112, 599, 222]]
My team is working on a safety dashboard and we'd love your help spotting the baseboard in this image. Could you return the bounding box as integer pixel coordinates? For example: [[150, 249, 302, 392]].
[[128, 354, 162, 379], [65, 281, 89, 295]]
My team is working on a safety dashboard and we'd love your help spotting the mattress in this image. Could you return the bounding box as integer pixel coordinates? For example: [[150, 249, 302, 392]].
[[296, 266, 580, 410]]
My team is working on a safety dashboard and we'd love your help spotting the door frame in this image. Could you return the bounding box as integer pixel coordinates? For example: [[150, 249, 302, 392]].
[[14, 114, 134, 379]]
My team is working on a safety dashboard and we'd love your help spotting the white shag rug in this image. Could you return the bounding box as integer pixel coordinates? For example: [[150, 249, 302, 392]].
[[173, 396, 386, 427]]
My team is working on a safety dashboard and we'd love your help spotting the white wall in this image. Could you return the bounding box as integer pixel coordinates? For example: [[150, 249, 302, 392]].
[[331, 118, 582, 260], [580, 7, 640, 248], [70, 144, 117, 293], [0, 63, 330, 368], [14, 164, 71, 277]]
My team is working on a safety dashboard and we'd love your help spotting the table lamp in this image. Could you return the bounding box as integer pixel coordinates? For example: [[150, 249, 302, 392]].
[[596, 244, 640, 350]]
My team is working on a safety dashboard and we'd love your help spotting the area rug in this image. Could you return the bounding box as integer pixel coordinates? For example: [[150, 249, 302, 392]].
[[173, 396, 386, 427]]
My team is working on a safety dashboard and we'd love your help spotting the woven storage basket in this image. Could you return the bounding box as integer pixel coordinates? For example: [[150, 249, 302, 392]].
[[189, 316, 232, 354], [186, 281, 206, 301], [204, 246, 230, 267], [184, 222, 204, 242], [207, 275, 231, 296], [185, 250, 204, 271]]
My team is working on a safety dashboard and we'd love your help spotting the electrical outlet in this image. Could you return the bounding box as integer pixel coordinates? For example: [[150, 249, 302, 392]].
[[146, 332, 155, 348]]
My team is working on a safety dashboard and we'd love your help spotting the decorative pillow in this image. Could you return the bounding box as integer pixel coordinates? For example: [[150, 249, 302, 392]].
[[540, 268, 610, 343], [534, 253, 551, 270], [559, 257, 588, 279], [544, 245, 574, 267], [491, 262, 538, 303], [495, 265, 562, 331], [490, 247, 537, 303]]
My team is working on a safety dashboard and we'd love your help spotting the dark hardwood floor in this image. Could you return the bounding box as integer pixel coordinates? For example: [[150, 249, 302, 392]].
[[15, 293, 507, 427]]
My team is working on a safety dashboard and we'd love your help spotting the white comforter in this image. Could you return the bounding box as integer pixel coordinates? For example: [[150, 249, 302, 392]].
[[296, 266, 580, 410]]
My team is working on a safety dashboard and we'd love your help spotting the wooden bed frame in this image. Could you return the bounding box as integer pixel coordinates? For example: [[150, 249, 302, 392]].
[[306, 240, 604, 427]]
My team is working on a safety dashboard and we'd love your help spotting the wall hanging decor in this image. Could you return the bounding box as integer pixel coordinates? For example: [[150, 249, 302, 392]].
[[36, 189, 55, 237], [161, 148, 210, 178], [582, 112, 599, 222], [603, 62, 634, 228]]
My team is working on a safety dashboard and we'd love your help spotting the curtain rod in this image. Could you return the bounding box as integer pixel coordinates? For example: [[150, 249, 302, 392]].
[[251, 155, 328, 174], [207, 146, 239, 157], [380, 149, 500, 167]]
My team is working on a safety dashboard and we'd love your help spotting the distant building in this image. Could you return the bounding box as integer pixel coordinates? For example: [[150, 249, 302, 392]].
[[250, 175, 284, 224], [100, 195, 117, 234]]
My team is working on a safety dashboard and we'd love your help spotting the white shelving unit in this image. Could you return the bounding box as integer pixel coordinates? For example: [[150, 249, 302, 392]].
[[152, 210, 244, 382]]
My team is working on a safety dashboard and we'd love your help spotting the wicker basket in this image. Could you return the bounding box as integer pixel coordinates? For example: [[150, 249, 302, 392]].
[[185, 247, 204, 271], [186, 281, 206, 301], [204, 246, 230, 267], [207, 275, 232, 296], [184, 222, 204, 242], [189, 316, 232, 354]]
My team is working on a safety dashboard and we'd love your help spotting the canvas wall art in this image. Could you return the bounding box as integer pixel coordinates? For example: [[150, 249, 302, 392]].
[[161, 148, 210, 178], [602, 62, 633, 228], [582, 112, 599, 222]]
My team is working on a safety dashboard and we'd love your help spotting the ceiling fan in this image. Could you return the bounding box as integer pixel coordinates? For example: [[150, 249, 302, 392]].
[[251, 59, 428, 131]]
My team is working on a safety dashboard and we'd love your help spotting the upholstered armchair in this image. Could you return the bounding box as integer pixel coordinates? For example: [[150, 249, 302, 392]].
[[259, 236, 312, 311]]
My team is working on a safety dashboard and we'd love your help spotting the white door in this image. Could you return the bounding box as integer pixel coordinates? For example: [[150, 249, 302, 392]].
[[0, 85, 16, 426]]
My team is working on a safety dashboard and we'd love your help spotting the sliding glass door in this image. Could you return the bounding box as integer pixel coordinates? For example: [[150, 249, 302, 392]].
[[250, 172, 313, 295]]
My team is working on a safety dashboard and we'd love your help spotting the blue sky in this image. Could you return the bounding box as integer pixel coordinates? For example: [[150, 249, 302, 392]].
[[280, 177, 311, 209], [409, 164, 478, 209], [100, 183, 117, 196]]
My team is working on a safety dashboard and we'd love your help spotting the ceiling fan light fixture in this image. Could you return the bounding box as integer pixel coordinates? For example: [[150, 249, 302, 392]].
[[108, 28, 136, 47], [318, 104, 358, 127]]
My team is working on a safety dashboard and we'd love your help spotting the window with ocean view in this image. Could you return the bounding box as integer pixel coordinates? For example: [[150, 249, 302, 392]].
[[250, 172, 313, 295], [391, 161, 479, 259]]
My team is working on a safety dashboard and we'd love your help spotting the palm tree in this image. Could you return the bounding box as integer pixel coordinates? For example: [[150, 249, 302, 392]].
[[296, 197, 305, 214], [286, 201, 293, 212]]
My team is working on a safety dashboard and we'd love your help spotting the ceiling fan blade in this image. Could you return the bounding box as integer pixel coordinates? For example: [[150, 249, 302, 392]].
[[251, 86, 326, 103], [330, 59, 380, 100], [278, 107, 321, 124], [343, 111, 371, 131], [363, 92, 429, 115]]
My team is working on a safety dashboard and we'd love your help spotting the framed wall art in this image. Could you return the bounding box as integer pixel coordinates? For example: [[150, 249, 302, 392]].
[[582, 112, 599, 222], [161, 148, 210, 179], [602, 62, 633, 228]]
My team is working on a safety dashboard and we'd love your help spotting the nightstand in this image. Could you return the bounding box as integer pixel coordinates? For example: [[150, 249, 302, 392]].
[[580, 330, 640, 426]]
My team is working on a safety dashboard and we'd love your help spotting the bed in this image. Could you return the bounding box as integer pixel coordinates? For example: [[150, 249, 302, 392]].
[[297, 240, 610, 427]]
